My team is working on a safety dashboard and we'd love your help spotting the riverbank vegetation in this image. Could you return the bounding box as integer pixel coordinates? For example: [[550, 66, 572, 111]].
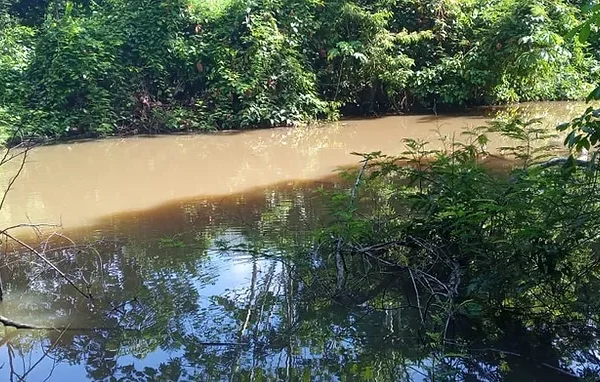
[[305, 113, 600, 379], [298, 16, 600, 374], [0, 0, 599, 140], [296, 11, 600, 376], [294, 9, 600, 377]]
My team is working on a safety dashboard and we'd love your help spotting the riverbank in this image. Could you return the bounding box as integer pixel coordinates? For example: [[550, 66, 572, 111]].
[[0, 102, 586, 231], [1, 0, 597, 142], [4, 100, 589, 149]]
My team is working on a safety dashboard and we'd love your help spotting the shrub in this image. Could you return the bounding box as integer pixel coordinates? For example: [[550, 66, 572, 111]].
[[313, 117, 600, 368]]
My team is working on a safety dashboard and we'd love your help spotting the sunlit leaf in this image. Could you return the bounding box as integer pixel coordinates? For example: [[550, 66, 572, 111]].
[[579, 22, 591, 43]]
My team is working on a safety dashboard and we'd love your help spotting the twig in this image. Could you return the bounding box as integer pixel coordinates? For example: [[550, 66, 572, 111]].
[[0, 143, 27, 167], [361, 250, 404, 269], [0, 231, 91, 300], [19, 323, 71, 380], [408, 268, 424, 325], [355, 240, 405, 253], [349, 157, 370, 208], [0, 224, 59, 234], [0, 147, 28, 213], [333, 56, 345, 102]]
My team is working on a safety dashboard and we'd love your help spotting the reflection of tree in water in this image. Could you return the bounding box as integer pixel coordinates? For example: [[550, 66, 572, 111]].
[[0, 182, 598, 381]]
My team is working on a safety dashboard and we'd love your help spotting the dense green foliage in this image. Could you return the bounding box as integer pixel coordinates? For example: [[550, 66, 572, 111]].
[[1, 2, 599, 379], [0, 0, 598, 139], [309, 117, 600, 379], [559, 4, 600, 153]]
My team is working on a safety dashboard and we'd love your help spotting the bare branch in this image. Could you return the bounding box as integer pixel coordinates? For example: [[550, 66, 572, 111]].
[[0, 231, 91, 300], [0, 146, 29, 213], [409, 268, 424, 325], [349, 157, 370, 208], [0, 315, 45, 330], [0, 224, 59, 235], [19, 324, 71, 380]]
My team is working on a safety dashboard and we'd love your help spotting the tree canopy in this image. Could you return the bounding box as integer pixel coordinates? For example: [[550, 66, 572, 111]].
[[0, 0, 598, 140]]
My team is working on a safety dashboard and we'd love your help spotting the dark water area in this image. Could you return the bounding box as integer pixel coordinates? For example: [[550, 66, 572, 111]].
[[1, 180, 591, 381], [0, 102, 596, 381]]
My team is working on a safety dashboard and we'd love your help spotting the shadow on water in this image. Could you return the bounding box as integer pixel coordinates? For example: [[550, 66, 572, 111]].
[[0, 173, 594, 381]]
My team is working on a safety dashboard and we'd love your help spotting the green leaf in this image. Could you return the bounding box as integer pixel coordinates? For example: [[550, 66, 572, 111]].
[[579, 23, 591, 43], [586, 85, 600, 102], [565, 25, 580, 40], [584, 3, 600, 14], [581, 139, 591, 151]]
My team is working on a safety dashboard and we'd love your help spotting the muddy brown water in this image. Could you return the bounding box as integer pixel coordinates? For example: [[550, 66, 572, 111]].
[[1, 113, 489, 231], [0, 101, 584, 232], [0, 102, 592, 381]]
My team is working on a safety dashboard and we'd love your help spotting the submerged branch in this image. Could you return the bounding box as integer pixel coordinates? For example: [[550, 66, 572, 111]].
[[0, 145, 31, 213], [0, 231, 92, 300], [539, 157, 598, 169], [0, 315, 46, 330]]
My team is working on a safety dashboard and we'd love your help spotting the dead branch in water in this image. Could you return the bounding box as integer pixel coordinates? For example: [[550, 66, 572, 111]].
[[0, 315, 46, 329], [539, 157, 598, 169], [0, 231, 92, 300], [0, 138, 91, 311], [0, 144, 29, 214], [327, 235, 459, 339]]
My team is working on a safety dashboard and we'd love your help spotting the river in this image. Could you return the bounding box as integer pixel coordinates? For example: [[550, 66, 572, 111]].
[[0, 102, 592, 381]]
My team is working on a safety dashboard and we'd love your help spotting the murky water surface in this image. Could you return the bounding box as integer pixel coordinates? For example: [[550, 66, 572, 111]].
[[0, 103, 593, 381]]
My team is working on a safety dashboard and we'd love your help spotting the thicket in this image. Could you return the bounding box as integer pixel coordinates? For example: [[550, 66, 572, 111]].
[[299, 10, 600, 378], [303, 116, 599, 379], [0, 0, 598, 140]]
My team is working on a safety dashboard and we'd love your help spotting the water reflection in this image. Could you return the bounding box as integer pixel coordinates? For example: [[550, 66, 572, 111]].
[[0, 179, 597, 381]]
